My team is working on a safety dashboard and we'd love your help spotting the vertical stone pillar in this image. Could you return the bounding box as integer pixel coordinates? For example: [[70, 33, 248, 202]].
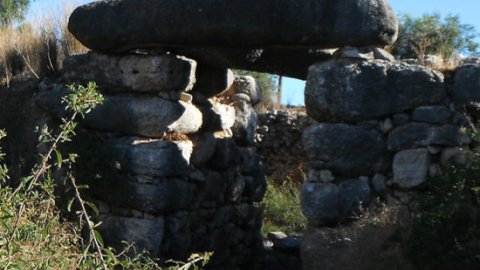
[[301, 55, 474, 269], [37, 52, 266, 269]]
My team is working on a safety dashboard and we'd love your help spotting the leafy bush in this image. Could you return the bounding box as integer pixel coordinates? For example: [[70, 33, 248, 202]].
[[260, 182, 306, 235], [405, 154, 480, 270]]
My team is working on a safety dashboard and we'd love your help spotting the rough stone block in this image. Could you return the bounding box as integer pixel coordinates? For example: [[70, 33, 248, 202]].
[[69, 0, 398, 53], [90, 177, 196, 214], [303, 123, 389, 176], [62, 52, 196, 92], [412, 106, 452, 124], [98, 215, 165, 257], [301, 178, 371, 225], [191, 63, 234, 97], [305, 60, 446, 122], [452, 63, 480, 107], [392, 148, 430, 189], [37, 87, 203, 137], [388, 123, 471, 151]]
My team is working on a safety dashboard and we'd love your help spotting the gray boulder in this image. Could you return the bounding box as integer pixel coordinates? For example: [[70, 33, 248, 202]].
[[305, 60, 446, 122], [62, 52, 196, 92], [452, 63, 480, 107], [37, 87, 203, 137], [303, 123, 389, 176], [392, 148, 430, 189], [301, 178, 372, 225], [69, 0, 398, 53], [388, 123, 471, 151]]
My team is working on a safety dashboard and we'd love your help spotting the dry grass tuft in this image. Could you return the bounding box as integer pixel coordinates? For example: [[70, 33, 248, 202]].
[[0, 1, 88, 87]]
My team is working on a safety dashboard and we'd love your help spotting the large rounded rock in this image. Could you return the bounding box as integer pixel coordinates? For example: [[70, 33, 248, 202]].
[[303, 123, 389, 176], [68, 0, 398, 53], [62, 52, 196, 92], [37, 87, 203, 137], [305, 60, 446, 122]]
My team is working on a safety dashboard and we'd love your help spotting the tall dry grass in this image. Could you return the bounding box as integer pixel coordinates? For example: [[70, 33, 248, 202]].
[[0, 1, 88, 87]]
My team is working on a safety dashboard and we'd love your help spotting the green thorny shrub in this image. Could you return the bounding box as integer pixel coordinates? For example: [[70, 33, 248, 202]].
[[260, 181, 306, 235], [405, 150, 480, 270], [0, 82, 212, 269]]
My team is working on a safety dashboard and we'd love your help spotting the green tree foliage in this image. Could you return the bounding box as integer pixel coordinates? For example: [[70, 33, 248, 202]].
[[392, 13, 479, 62], [0, 0, 30, 27]]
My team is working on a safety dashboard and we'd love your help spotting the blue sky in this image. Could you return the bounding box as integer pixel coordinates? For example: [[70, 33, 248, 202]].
[[28, 0, 479, 106]]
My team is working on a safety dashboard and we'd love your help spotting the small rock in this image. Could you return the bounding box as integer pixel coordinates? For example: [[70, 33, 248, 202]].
[[392, 148, 430, 189], [427, 146, 442, 155], [372, 173, 388, 197], [429, 163, 441, 177], [392, 113, 409, 126], [412, 106, 452, 124], [440, 147, 470, 168], [372, 47, 396, 62]]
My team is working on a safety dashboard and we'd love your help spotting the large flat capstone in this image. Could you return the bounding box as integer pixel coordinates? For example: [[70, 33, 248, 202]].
[[68, 0, 398, 53]]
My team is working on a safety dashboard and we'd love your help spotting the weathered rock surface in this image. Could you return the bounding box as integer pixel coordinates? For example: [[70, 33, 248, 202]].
[[69, 0, 398, 53], [232, 99, 258, 146], [305, 60, 446, 122], [37, 88, 203, 137], [172, 47, 335, 80], [388, 123, 471, 151], [191, 64, 234, 97], [231, 76, 261, 106], [303, 123, 389, 176], [392, 149, 430, 189], [103, 138, 193, 177], [91, 178, 196, 214], [98, 215, 165, 256], [412, 106, 453, 124], [301, 178, 371, 225], [62, 52, 196, 92], [452, 63, 480, 107]]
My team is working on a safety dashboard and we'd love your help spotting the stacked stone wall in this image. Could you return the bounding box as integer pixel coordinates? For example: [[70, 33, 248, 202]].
[[300, 56, 480, 269], [36, 52, 266, 269]]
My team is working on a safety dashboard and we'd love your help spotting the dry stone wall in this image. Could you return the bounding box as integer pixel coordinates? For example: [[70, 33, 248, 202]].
[[301, 55, 480, 269], [36, 52, 266, 269]]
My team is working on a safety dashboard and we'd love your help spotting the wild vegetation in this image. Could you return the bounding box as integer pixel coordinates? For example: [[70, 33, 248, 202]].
[[259, 182, 306, 235], [392, 13, 479, 65]]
